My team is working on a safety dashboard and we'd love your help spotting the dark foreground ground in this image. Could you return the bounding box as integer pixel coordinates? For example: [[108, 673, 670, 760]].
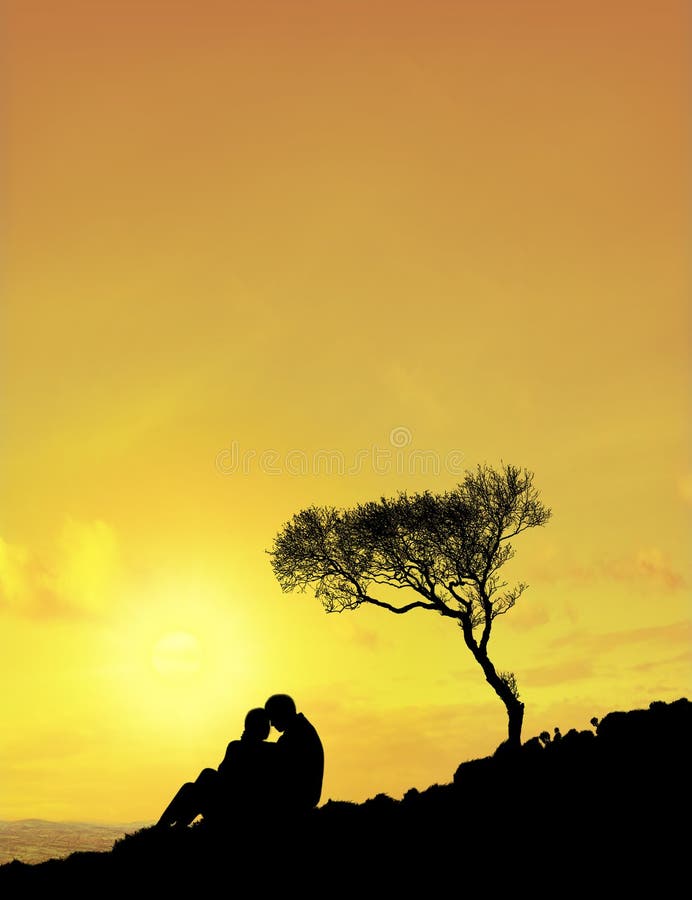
[[1, 697, 689, 895]]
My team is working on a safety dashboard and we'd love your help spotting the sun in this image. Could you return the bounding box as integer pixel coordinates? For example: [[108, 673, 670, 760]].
[[151, 630, 203, 677], [105, 574, 273, 736]]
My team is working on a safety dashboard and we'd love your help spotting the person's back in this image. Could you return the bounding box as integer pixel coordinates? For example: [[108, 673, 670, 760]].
[[265, 694, 324, 815], [157, 707, 276, 831], [207, 707, 277, 826], [217, 725, 277, 818]]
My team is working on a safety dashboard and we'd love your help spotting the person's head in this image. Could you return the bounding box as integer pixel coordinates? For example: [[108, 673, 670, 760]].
[[265, 694, 297, 733], [243, 707, 271, 742]]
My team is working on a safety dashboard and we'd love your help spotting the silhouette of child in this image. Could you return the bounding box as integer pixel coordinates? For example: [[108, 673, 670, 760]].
[[156, 707, 276, 830]]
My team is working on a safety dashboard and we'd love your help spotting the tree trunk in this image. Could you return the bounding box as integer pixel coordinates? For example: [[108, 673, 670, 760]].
[[506, 696, 525, 748], [460, 620, 526, 748], [469, 641, 525, 748]]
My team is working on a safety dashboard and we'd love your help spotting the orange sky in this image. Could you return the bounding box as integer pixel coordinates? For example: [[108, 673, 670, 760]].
[[2, 0, 690, 823]]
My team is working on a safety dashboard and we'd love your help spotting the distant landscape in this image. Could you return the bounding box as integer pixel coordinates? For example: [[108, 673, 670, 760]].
[[1, 697, 689, 892], [0, 820, 151, 866]]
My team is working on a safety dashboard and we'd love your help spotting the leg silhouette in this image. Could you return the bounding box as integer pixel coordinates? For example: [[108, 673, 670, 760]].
[[156, 768, 220, 829]]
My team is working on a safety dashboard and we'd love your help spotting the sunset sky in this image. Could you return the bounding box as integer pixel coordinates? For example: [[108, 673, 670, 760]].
[[2, 0, 690, 824]]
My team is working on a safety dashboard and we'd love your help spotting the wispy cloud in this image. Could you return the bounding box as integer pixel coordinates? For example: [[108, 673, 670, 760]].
[[523, 658, 595, 687], [346, 621, 386, 651], [519, 621, 691, 689], [529, 546, 686, 593], [506, 602, 551, 631], [630, 649, 691, 673], [306, 690, 504, 800], [602, 547, 686, 591], [0, 519, 121, 620], [549, 620, 691, 654]]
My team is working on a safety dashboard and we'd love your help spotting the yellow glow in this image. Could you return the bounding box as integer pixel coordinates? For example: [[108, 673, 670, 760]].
[[2, 0, 689, 825], [151, 631, 202, 676]]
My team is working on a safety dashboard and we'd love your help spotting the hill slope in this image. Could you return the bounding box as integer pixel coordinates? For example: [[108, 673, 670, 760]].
[[1, 697, 689, 893]]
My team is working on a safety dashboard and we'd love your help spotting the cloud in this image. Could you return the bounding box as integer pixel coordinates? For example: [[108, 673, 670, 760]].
[[518, 621, 691, 689], [346, 621, 386, 651], [507, 602, 551, 631], [549, 620, 691, 655], [305, 690, 505, 800], [602, 547, 686, 591], [0, 538, 32, 614], [0, 519, 121, 619], [631, 649, 691, 673], [523, 658, 595, 687], [529, 546, 686, 593]]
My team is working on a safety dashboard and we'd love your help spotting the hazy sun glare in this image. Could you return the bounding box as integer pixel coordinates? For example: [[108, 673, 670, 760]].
[[151, 631, 202, 676], [96, 575, 271, 740]]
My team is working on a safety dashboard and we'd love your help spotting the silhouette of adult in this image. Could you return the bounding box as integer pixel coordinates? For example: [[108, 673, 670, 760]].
[[264, 693, 324, 816], [156, 707, 276, 830]]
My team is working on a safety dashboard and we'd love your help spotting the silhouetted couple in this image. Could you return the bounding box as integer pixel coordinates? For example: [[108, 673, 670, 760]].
[[156, 694, 324, 832]]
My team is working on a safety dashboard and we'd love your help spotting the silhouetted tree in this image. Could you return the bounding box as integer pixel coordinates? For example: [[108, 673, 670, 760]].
[[269, 463, 551, 748]]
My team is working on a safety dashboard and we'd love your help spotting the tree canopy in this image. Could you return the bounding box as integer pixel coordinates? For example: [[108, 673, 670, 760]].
[[269, 463, 551, 747]]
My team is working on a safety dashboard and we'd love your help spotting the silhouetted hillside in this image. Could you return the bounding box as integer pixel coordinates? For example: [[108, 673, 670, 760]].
[[1, 697, 689, 894]]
